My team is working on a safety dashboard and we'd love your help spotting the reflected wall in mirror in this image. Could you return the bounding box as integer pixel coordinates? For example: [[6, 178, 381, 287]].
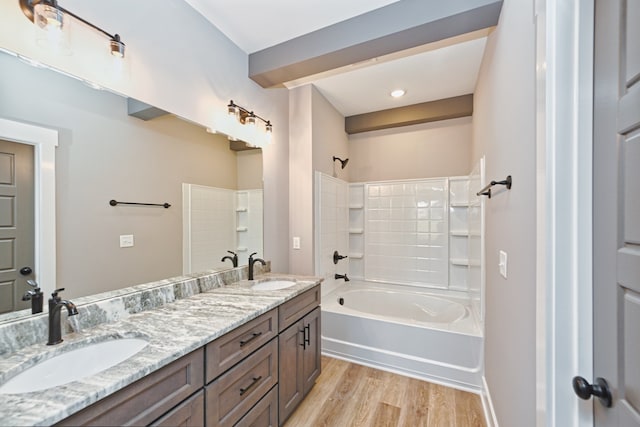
[[0, 50, 263, 318]]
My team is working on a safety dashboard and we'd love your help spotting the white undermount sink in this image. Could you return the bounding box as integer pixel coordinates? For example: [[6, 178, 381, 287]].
[[251, 280, 297, 291], [0, 338, 148, 394]]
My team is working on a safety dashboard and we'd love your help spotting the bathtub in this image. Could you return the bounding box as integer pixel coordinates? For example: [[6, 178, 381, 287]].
[[321, 281, 483, 392]]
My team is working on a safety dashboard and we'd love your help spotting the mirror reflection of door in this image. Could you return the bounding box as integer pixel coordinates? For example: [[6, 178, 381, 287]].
[[0, 140, 35, 314]]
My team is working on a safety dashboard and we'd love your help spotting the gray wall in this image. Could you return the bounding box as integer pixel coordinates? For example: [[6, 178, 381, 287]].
[[0, 53, 247, 300], [288, 85, 349, 276], [348, 117, 472, 182], [471, 0, 537, 424]]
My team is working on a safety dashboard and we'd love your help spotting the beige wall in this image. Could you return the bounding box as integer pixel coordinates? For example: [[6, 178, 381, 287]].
[[471, 0, 537, 424], [237, 150, 263, 190], [0, 53, 248, 300], [311, 86, 350, 182], [348, 117, 472, 182]]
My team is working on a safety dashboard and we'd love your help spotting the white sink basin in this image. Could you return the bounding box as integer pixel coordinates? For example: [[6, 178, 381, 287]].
[[251, 280, 297, 291], [0, 338, 148, 394]]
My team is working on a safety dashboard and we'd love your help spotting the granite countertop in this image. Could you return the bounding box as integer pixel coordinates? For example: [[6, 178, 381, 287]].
[[0, 274, 321, 426]]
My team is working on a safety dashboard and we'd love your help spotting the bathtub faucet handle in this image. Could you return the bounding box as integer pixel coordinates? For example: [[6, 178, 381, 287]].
[[335, 273, 350, 282], [333, 251, 348, 264]]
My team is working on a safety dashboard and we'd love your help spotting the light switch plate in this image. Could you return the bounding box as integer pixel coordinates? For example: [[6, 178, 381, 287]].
[[292, 236, 301, 250], [499, 250, 507, 278], [120, 234, 134, 248]]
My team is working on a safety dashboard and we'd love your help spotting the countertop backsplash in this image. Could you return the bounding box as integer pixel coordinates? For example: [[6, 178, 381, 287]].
[[0, 263, 270, 356]]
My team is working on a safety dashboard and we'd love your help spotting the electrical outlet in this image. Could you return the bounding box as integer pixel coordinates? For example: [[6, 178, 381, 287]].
[[293, 236, 301, 250], [120, 234, 134, 248], [499, 250, 507, 279]]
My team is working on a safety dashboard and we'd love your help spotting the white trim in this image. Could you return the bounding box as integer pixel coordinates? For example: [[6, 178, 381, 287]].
[[0, 117, 58, 298], [537, 1, 594, 425], [481, 375, 499, 427]]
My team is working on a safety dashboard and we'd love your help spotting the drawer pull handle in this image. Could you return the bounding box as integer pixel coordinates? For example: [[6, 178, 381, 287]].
[[239, 375, 262, 396], [304, 324, 311, 346], [239, 331, 262, 347], [299, 329, 306, 349]]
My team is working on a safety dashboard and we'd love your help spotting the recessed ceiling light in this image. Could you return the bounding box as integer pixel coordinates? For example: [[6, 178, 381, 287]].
[[390, 89, 406, 98]]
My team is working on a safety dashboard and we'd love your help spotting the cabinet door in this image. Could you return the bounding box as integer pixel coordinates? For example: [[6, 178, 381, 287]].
[[278, 319, 304, 424], [151, 390, 204, 427], [302, 307, 321, 395]]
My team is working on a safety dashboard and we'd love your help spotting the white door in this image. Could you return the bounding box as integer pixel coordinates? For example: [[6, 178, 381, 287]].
[[583, 0, 640, 424]]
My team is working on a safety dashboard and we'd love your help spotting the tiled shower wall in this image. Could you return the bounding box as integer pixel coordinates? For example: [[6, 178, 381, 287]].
[[315, 172, 349, 296], [363, 179, 449, 287], [183, 184, 263, 274]]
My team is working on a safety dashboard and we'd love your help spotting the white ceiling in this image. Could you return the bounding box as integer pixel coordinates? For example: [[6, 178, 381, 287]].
[[182, 0, 487, 117]]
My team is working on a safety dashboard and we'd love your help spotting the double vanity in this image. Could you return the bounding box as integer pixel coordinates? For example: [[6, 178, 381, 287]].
[[0, 266, 322, 426]]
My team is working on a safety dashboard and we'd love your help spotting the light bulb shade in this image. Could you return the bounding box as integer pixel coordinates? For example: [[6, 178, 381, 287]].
[[33, 2, 70, 54], [228, 103, 238, 117], [246, 114, 256, 126], [265, 122, 273, 133], [110, 34, 125, 58], [34, 3, 63, 30]]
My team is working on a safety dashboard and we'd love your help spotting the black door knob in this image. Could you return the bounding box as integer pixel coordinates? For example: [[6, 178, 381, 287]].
[[572, 376, 612, 408], [19, 266, 33, 276]]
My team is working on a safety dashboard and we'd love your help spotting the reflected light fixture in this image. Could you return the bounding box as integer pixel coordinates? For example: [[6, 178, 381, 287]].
[[19, 0, 126, 58], [227, 100, 272, 138], [390, 89, 406, 98]]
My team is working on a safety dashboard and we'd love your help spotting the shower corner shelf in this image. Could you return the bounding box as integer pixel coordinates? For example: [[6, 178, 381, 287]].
[[450, 201, 470, 207], [349, 228, 364, 234], [236, 226, 248, 232], [450, 230, 470, 237], [235, 207, 247, 212], [348, 252, 363, 259], [349, 204, 364, 209], [236, 246, 248, 252]]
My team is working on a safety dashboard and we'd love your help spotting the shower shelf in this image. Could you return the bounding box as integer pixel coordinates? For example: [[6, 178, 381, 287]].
[[450, 202, 470, 207], [450, 230, 470, 236], [236, 227, 248, 232], [349, 204, 364, 209], [348, 253, 363, 259], [349, 228, 364, 234], [450, 258, 480, 267], [235, 207, 247, 212]]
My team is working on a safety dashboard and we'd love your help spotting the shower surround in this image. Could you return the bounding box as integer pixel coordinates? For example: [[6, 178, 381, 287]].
[[315, 171, 484, 390]]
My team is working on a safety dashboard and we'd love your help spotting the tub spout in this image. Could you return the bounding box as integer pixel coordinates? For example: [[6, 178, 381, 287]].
[[335, 273, 350, 282]]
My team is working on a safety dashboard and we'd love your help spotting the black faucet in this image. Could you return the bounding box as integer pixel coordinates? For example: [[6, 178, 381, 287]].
[[221, 250, 238, 267], [22, 279, 43, 314], [248, 252, 266, 281], [47, 288, 78, 346], [335, 273, 350, 282]]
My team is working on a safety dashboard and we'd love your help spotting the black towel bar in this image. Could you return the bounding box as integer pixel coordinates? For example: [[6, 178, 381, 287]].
[[109, 199, 171, 208], [476, 175, 512, 199]]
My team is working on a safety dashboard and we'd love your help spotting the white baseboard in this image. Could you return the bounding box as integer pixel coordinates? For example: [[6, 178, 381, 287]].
[[481, 376, 499, 427]]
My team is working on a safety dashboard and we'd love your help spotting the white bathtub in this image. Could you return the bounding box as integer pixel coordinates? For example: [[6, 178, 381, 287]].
[[321, 281, 483, 391]]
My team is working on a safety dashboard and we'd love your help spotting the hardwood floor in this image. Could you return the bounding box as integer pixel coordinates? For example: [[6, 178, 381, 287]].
[[283, 356, 486, 427]]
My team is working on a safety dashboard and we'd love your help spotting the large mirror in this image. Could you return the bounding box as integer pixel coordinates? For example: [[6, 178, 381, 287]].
[[0, 49, 263, 319]]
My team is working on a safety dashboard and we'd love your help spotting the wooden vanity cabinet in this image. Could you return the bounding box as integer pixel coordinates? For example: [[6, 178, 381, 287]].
[[56, 285, 321, 427], [56, 348, 205, 427], [278, 287, 321, 426]]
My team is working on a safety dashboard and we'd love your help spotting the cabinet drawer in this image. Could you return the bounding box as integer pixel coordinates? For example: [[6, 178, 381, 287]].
[[150, 390, 204, 427], [206, 338, 278, 427], [278, 286, 320, 332], [206, 309, 278, 382], [56, 349, 204, 427], [234, 385, 278, 427]]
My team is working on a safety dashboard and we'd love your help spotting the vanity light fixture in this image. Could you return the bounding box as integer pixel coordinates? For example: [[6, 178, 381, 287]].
[[226, 100, 272, 140], [390, 89, 406, 98], [19, 0, 126, 58]]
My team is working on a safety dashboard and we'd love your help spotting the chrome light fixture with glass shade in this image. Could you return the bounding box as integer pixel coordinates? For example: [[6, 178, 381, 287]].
[[19, 0, 125, 58]]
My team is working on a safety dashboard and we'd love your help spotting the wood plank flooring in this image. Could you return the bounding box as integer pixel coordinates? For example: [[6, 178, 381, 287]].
[[283, 356, 486, 427]]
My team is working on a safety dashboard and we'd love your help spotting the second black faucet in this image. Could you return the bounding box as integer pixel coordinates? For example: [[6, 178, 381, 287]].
[[248, 252, 266, 280]]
